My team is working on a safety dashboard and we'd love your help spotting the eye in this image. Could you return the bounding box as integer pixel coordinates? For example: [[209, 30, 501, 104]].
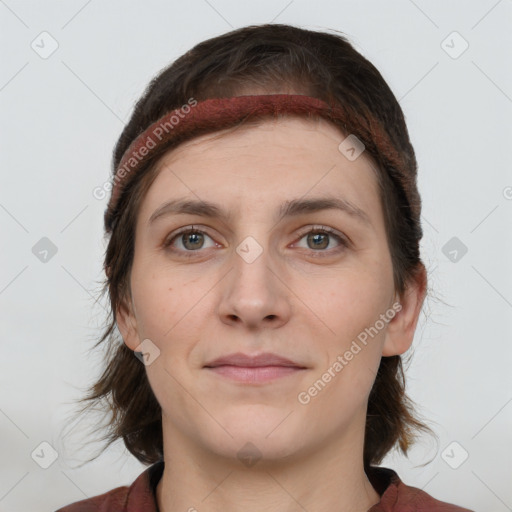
[[293, 226, 349, 255], [163, 226, 217, 255], [163, 225, 349, 258]]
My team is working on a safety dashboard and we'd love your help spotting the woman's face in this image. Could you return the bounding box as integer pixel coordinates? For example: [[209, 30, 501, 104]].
[[118, 116, 418, 464]]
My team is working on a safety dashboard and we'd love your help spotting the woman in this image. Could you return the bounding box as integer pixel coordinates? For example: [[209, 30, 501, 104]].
[[57, 23, 473, 512]]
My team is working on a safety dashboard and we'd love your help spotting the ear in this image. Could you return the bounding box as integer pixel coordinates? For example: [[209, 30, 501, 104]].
[[116, 295, 141, 352], [382, 264, 427, 357]]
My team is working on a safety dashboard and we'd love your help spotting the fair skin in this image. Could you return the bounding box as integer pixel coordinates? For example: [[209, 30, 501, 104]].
[[117, 115, 427, 512]]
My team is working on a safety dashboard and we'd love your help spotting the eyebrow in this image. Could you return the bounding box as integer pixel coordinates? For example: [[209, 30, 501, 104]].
[[148, 196, 372, 227]]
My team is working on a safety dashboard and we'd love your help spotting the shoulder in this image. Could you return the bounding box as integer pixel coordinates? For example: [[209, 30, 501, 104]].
[[55, 461, 163, 512], [367, 466, 475, 512], [55, 485, 130, 512]]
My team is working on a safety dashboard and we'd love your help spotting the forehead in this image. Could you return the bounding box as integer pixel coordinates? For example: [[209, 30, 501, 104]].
[[137, 116, 382, 228], [162, 115, 351, 157]]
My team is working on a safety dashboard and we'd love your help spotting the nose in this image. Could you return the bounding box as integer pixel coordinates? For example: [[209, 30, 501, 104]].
[[216, 238, 292, 330]]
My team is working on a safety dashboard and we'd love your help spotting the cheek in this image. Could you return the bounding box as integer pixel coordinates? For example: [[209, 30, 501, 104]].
[[131, 274, 172, 336], [298, 274, 390, 422], [316, 267, 392, 341], [130, 263, 218, 363], [309, 270, 392, 398]]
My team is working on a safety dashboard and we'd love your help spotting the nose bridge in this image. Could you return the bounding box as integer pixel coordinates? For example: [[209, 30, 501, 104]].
[[231, 231, 275, 301]]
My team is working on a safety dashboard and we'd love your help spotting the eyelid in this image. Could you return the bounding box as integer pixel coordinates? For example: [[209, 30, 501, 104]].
[[162, 225, 218, 249], [294, 225, 350, 245], [162, 224, 350, 255]]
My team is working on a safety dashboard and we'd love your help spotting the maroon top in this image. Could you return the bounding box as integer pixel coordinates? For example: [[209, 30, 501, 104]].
[[56, 461, 474, 511]]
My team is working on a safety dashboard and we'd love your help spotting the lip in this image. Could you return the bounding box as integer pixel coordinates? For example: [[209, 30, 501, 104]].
[[204, 352, 307, 383], [204, 352, 305, 368]]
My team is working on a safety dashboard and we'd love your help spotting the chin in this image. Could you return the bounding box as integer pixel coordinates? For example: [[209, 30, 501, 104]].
[[201, 411, 300, 457], [221, 404, 294, 434]]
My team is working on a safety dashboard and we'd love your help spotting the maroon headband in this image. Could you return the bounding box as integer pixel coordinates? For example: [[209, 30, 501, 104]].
[[106, 94, 416, 229]]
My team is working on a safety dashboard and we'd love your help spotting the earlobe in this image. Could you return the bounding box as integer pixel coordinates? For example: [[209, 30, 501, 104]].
[[382, 264, 427, 357], [116, 299, 140, 351]]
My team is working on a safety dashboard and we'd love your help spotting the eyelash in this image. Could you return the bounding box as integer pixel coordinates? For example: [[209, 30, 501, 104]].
[[162, 225, 349, 259]]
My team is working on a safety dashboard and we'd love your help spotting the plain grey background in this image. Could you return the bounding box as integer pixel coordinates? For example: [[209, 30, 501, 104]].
[[1, 1, 511, 511]]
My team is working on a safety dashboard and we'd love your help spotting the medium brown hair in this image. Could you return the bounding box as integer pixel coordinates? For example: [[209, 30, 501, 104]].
[[77, 23, 436, 470]]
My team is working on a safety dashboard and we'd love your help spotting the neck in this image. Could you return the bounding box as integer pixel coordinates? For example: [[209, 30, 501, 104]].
[[156, 415, 381, 512]]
